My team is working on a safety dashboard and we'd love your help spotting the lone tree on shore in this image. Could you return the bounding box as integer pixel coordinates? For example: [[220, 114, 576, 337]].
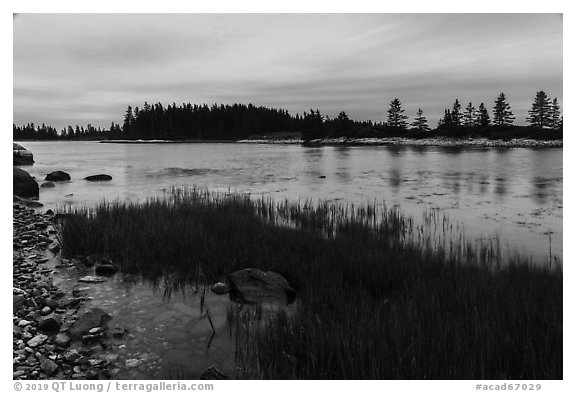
[[492, 93, 515, 127], [475, 103, 491, 127], [527, 91, 552, 129], [386, 98, 408, 129], [464, 102, 476, 128], [411, 108, 430, 131]]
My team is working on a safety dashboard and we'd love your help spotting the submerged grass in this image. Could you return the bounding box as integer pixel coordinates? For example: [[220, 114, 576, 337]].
[[58, 187, 562, 379]]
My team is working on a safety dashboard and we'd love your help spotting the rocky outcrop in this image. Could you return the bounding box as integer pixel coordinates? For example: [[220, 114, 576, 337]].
[[229, 268, 296, 305], [45, 171, 70, 181], [84, 174, 112, 181], [14, 167, 39, 198], [13, 143, 34, 165]]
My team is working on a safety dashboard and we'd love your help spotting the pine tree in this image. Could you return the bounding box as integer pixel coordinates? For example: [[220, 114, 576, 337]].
[[492, 93, 515, 127], [475, 103, 490, 127], [464, 102, 476, 128], [451, 99, 462, 126], [387, 98, 408, 129], [550, 98, 561, 130], [527, 91, 552, 129], [411, 108, 430, 131], [437, 109, 453, 129]]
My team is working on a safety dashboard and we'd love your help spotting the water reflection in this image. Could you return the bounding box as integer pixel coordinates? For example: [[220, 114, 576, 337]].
[[494, 177, 508, 198], [532, 176, 552, 205]]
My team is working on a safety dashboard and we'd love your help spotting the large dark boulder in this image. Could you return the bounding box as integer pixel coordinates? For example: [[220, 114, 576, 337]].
[[45, 171, 71, 181], [13, 143, 34, 165], [13, 167, 39, 198], [85, 174, 112, 181], [229, 268, 296, 306]]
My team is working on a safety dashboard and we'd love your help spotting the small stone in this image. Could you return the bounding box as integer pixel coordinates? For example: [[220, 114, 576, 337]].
[[38, 314, 62, 333], [125, 359, 140, 368], [18, 320, 33, 327], [54, 333, 70, 347], [40, 306, 52, 315], [13, 370, 25, 379], [210, 282, 230, 295], [78, 276, 106, 283], [27, 334, 48, 348], [40, 358, 58, 376], [89, 327, 101, 334]]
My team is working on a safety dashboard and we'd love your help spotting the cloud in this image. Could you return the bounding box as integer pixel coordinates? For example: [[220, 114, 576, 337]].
[[13, 14, 562, 129]]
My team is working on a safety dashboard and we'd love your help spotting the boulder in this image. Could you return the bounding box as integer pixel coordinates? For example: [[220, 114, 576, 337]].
[[95, 263, 118, 276], [13, 143, 34, 165], [41, 181, 55, 188], [229, 268, 296, 306], [13, 167, 39, 198], [84, 174, 112, 181], [45, 171, 71, 181]]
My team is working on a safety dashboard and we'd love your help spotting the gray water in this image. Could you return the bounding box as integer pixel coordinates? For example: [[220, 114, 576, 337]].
[[21, 141, 563, 264], [19, 140, 562, 378]]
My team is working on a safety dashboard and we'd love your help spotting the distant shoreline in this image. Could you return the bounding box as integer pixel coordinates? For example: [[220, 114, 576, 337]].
[[15, 137, 562, 148]]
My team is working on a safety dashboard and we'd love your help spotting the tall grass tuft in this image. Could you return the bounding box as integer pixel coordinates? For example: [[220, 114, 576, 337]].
[[58, 187, 562, 379]]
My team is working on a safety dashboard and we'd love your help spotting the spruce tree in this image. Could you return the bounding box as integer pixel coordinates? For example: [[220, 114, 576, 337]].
[[550, 98, 561, 130], [475, 103, 490, 127], [411, 108, 430, 131], [451, 99, 462, 126], [527, 91, 552, 129], [492, 93, 515, 127], [464, 102, 476, 127], [387, 98, 408, 129]]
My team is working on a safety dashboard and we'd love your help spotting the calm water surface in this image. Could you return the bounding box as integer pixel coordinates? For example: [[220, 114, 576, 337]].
[[22, 141, 563, 264], [20, 140, 562, 378]]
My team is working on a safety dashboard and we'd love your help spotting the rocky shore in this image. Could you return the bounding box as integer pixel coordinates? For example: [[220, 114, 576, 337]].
[[238, 136, 563, 148], [12, 203, 124, 380]]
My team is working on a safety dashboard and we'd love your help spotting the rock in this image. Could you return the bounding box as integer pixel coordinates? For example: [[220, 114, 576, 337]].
[[69, 308, 112, 340], [48, 242, 61, 254], [54, 333, 70, 347], [13, 370, 25, 379], [62, 349, 80, 362], [45, 171, 71, 181], [38, 314, 62, 333], [40, 306, 52, 315], [95, 264, 118, 276], [41, 181, 55, 188], [14, 294, 26, 311], [27, 334, 48, 348], [84, 174, 112, 181], [111, 327, 126, 339], [229, 268, 296, 305], [200, 366, 227, 380], [40, 358, 58, 376], [26, 201, 43, 208], [13, 167, 39, 198], [210, 282, 230, 295], [318, 175, 326, 179], [13, 143, 34, 165], [79, 275, 106, 283], [125, 359, 140, 368]]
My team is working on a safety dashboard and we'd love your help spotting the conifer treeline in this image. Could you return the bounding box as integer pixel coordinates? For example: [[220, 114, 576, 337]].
[[13, 91, 562, 141]]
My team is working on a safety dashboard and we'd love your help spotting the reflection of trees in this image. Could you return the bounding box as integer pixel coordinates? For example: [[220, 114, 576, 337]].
[[334, 147, 351, 183], [389, 169, 401, 188], [532, 176, 550, 205], [494, 176, 508, 197]]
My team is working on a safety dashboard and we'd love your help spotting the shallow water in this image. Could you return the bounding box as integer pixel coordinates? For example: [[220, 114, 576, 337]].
[[21, 141, 562, 264]]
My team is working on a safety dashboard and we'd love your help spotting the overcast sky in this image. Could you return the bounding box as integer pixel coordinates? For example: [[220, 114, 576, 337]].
[[13, 13, 562, 129]]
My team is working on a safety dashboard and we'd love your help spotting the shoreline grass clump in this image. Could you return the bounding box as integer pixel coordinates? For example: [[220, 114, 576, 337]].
[[58, 187, 562, 379]]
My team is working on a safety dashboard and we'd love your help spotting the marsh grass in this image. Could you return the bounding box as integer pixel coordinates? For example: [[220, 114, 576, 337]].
[[58, 187, 562, 379]]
